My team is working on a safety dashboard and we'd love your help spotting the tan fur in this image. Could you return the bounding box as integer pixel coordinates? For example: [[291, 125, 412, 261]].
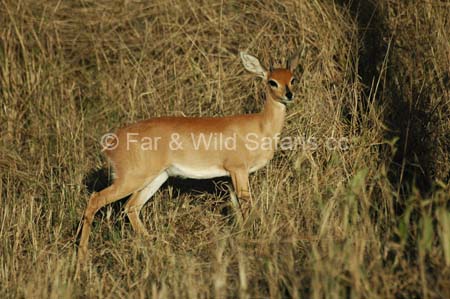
[[77, 53, 298, 264]]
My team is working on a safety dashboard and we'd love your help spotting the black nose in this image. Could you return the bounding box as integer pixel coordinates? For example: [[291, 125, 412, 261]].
[[286, 91, 293, 100]]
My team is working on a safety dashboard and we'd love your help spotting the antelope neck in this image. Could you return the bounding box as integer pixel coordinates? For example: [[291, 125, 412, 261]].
[[259, 90, 286, 138]]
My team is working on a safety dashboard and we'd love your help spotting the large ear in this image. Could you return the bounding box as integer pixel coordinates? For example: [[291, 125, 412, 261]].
[[286, 51, 301, 72], [240, 52, 268, 79]]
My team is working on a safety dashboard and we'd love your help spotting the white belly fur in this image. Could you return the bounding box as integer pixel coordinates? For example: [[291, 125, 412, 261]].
[[167, 158, 269, 179], [167, 164, 230, 179]]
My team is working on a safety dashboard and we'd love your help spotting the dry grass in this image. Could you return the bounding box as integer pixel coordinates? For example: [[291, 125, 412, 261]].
[[0, 0, 449, 298]]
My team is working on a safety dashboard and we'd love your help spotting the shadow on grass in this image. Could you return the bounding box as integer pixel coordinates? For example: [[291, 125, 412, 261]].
[[337, 0, 436, 200]]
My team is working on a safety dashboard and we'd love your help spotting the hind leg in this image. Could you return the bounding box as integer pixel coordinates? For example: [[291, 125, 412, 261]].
[[78, 178, 147, 264], [125, 171, 169, 236]]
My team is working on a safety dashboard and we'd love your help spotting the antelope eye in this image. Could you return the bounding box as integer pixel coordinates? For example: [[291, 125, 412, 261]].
[[290, 78, 297, 85], [268, 80, 279, 88]]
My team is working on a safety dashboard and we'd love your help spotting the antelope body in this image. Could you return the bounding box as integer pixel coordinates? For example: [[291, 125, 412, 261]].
[[78, 52, 299, 262]]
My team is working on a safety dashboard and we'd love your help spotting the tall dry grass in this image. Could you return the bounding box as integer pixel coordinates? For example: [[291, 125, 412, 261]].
[[0, 0, 449, 298]]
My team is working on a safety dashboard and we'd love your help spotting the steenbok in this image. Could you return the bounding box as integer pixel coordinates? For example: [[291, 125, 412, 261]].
[[78, 52, 299, 262]]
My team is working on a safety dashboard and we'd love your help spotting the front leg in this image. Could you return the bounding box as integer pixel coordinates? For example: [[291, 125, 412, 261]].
[[227, 167, 252, 217]]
